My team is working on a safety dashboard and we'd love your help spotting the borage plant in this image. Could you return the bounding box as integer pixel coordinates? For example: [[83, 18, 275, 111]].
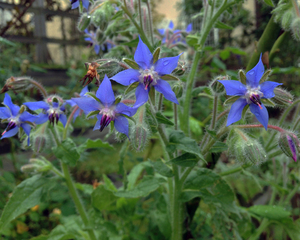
[[0, 0, 300, 239]]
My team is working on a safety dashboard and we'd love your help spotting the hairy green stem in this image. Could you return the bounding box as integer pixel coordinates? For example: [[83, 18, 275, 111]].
[[219, 163, 253, 176], [174, 103, 178, 130], [29, 79, 48, 98], [121, 5, 153, 51], [146, 0, 154, 45], [181, 0, 234, 135], [138, 0, 143, 31]]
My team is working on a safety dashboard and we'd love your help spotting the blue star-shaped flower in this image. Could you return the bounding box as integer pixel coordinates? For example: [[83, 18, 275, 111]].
[[0, 93, 38, 145], [24, 96, 67, 127], [66, 86, 89, 122], [111, 37, 180, 107], [158, 21, 192, 44], [218, 55, 282, 130], [72, 75, 138, 137], [70, 0, 89, 10]]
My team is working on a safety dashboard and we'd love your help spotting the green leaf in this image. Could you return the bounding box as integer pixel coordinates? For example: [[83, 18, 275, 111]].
[[115, 176, 166, 198], [263, 0, 274, 7], [150, 159, 174, 177], [156, 112, 174, 126], [167, 130, 204, 160], [219, 49, 231, 60], [169, 153, 198, 167], [153, 47, 160, 63], [122, 58, 139, 69], [125, 81, 139, 95], [209, 141, 228, 153], [205, 128, 217, 139], [215, 21, 234, 30], [0, 37, 16, 46], [92, 185, 118, 211], [211, 57, 226, 70], [248, 205, 291, 221], [160, 74, 180, 81], [78, 139, 113, 153], [192, 86, 209, 97], [127, 162, 151, 190], [0, 175, 51, 230], [121, 38, 139, 48], [181, 168, 235, 209], [259, 69, 272, 84], [103, 175, 117, 192], [53, 138, 80, 167], [186, 34, 200, 48], [224, 96, 240, 105], [75, 183, 94, 195], [280, 218, 300, 240]]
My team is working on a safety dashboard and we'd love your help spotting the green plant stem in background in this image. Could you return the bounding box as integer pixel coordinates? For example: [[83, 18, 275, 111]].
[[248, 219, 271, 240], [29, 79, 48, 98], [246, 15, 281, 71], [138, 0, 143, 31], [146, 0, 154, 45], [174, 103, 178, 130], [181, 0, 234, 135], [219, 163, 253, 176], [121, 5, 153, 51], [269, 32, 288, 63]]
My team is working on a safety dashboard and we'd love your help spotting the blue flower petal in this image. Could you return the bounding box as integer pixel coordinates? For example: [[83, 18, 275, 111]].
[[94, 45, 100, 54], [1, 126, 19, 139], [218, 80, 247, 96], [169, 21, 174, 30], [226, 98, 247, 126], [3, 93, 20, 116], [19, 111, 38, 123], [158, 29, 165, 35], [93, 114, 102, 130], [71, 0, 79, 9], [72, 97, 100, 112], [155, 55, 181, 76], [84, 37, 92, 42], [260, 81, 282, 99], [0, 107, 11, 119], [21, 123, 31, 145], [35, 113, 48, 124], [134, 36, 153, 69], [82, 0, 90, 9], [246, 54, 264, 88], [186, 23, 192, 32], [154, 80, 179, 104], [66, 99, 76, 107], [115, 103, 138, 117], [24, 101, 49, 111], [59, 114, 67, 127], [96, 75, 115, 106], [250, 103, 269, 130], [114, 115, 129, 138], [111, 69, 140, 86], [73, 109, 81, 122], [80, 86, 89, 96], [134, 83, 149, 107]]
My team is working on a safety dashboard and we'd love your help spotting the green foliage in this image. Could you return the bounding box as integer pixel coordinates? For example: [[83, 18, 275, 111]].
[[53, 138, 80, 167]]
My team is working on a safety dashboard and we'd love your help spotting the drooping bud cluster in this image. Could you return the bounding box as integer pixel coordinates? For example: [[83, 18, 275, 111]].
[[172, 81, 184, 98], [278, 131, 300, 162], [209, 75, 228, 96], [227, 129, 267, 165], [21, 157, 53, 173], [77, 13, 91, 31], [0, 76, 33, 94], [272, 87, 293, 106]]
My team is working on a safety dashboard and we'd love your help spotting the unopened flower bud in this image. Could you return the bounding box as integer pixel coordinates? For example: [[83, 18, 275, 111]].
[[46, 95, 64, 106], [278, 131, 300, 162], [172, 61, 187, 76], [272, 87, 293, 106], [172, 81, 184, 98], [291, 18, 300, 41], [0, 76, 33, 94], [91, 8, 109, 30], [96, 28, 105, 44], [210, 75, 228, 95], [131, 124, 149, 151], [77, 13, 91, 32], [97, 59, 121, 77]]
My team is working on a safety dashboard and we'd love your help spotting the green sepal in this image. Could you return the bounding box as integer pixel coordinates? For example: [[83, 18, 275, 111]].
[[160, 74, 180, 81], [242, 104, 249, 118], [261, 98, 276, 107], [239, 70, 247, 85], [152, 47, 161, 64], [86, 110, 100, 119], [19, 105, 26, 114], [115, 96, 122, 104], [110, 121, 114, 131], [24, 121, 36, 127], [223, 96, 240, 105], [1, 118, 9, 123], [79, 0, 83, 13], [86, 92, 101, 102], [125, 81, 139, 95], [120, 114, 136, 124], [259, 69, 272, 84], [122, 58, 140, 70]]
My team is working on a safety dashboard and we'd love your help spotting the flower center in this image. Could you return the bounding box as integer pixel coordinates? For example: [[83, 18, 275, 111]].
[[245, 88, 264, 109], [47, 108, 62, 125], [139, 66, 159, 90], [99, 108, 115, 132]]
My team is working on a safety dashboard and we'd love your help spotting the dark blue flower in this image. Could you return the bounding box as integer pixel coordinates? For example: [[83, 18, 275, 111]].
[[70, 0, 89, 10], [0, 93, 38, 145], [218, 55, 282, 130], [24, 96, 67, 127], [84, 29, 102, 54], [111, 37, 180, 107], [72, 75, 138, 137], [66, 86, 89, 122]]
